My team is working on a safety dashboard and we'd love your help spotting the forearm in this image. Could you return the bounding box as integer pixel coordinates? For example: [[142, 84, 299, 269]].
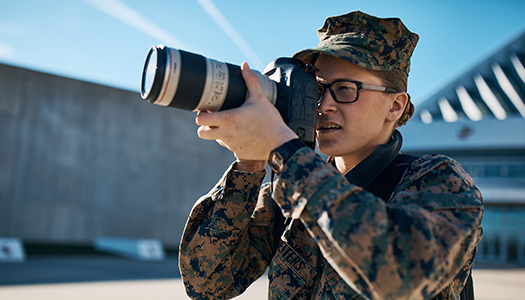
[[179, 163, 271, 299]]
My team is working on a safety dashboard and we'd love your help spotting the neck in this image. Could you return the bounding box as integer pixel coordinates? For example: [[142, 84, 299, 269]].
[[334, 132, 394, 175], [334, 156, 362, 175]]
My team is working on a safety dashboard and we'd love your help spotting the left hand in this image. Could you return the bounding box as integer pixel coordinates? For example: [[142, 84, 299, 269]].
[[196, 62, 297, 161]]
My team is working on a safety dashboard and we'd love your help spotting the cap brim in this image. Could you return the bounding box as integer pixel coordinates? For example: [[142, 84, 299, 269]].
[[293, 45, 393, 72]]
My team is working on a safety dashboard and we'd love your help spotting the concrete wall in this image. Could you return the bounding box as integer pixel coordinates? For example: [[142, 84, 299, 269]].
[[0, 63, 235, 247]]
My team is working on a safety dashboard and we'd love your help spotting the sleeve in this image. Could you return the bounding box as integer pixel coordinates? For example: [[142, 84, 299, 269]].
[[179, 162, 283, 300], [272, 148, 484, 300]]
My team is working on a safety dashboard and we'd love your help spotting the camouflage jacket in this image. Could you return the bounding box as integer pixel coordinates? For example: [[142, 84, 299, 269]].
[[179, 148, 483, 300]]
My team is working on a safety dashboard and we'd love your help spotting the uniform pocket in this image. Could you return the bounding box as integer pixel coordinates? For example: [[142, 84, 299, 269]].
[[324, 265, 361, 300], [268, 241, 317, 299]]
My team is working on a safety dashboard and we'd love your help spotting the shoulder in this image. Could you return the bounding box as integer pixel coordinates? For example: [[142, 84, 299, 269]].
[[401, 154, 477, 190], [393, 154, 483, 209]]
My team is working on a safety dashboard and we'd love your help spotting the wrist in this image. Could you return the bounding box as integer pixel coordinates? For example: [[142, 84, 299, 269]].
[[271, 130, 299, 151], [268, 139, 307, 174], [234, 160, 266, 172]]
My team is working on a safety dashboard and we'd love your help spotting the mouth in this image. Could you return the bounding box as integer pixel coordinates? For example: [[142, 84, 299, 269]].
[[316, 122, 342, 132]]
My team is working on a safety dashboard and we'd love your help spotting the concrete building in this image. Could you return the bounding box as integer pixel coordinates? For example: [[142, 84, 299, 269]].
[[0, 62, 234, 248], [401, 31, 525, 264]]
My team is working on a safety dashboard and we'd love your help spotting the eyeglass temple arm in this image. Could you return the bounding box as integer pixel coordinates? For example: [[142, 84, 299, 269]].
[[360, 82, 399, 93]]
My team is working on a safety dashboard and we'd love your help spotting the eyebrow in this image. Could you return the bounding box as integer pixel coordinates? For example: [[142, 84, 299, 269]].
[[316, 77, 356, 84]]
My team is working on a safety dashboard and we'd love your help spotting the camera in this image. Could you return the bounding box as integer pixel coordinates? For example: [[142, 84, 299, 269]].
[[140, 45, 318, 147]]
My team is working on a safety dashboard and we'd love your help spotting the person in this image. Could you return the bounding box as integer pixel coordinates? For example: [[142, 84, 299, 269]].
[[179, 10, 483, 300]]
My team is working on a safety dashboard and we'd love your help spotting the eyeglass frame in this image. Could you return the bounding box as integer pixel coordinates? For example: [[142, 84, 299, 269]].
[[317, 79, 400, 105]]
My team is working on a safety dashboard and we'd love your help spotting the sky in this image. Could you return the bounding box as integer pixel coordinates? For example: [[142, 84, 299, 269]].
[[1, 0, 524, 105]]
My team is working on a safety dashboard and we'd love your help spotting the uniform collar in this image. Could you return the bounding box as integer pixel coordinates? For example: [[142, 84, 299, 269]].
[[330, 130, 402, 188]]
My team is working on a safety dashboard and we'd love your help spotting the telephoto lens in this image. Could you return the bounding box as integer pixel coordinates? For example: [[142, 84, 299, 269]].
[[141, 45, 277, 112]]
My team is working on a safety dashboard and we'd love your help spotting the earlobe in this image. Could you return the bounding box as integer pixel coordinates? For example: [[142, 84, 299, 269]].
[[387, 93, 409, 122]]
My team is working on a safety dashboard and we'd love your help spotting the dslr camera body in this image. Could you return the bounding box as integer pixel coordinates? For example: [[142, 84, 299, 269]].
[[141, 45, 318, 147]]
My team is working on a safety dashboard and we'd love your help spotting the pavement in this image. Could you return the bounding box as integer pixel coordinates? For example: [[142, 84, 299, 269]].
[[1, 255, 524, 300]]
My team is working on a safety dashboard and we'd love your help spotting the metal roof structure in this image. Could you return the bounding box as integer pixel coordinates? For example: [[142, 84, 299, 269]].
[[415, 31, 525, 124], [402, 30, 525, 156], [401, 31, 525, 206]]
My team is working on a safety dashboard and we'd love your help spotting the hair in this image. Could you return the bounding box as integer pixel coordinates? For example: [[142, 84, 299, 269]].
[[371, 68, 415, 128]]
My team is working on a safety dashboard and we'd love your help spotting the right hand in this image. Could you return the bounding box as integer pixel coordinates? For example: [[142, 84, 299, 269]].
[[195, 62, 298, 162]]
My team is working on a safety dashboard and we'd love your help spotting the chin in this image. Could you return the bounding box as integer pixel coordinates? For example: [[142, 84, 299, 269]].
[[317, 142, 341, 157]]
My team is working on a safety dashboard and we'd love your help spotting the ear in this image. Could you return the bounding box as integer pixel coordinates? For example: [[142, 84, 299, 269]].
[[386, 92, 409, 122]]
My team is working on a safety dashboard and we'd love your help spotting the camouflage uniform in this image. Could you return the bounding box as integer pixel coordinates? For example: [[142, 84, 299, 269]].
[[179, 11, 483, 300], [179, 145, 483, 299]]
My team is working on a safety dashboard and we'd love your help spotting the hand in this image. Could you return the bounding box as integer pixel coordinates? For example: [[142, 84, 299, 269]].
[[196, 62, 297, 161]]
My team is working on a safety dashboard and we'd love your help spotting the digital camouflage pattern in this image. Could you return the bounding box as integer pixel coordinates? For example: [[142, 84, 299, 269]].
[[179, 147, 483, 300], [293, 11, 419, 75]]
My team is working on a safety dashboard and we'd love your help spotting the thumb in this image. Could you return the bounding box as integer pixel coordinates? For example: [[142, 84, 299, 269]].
[[241, 62, 268, 104]]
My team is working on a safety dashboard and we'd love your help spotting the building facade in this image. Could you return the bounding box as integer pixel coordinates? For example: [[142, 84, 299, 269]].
[[401, 31, 525, 265]]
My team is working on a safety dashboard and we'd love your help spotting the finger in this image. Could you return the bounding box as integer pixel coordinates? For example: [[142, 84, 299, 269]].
[[241, 62, 266, 103], [197, 124, 220, 140], [195, 110, 221, 127], [195, 111, 221, 140]]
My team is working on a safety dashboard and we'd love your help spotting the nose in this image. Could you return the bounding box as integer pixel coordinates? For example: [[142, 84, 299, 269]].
[[318, 89, 337, 115]]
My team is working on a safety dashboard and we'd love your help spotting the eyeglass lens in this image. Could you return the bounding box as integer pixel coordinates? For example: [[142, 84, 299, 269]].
[[318, 81, 358, 103]]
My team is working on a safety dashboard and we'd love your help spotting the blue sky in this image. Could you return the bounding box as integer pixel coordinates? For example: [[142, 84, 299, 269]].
[[1, 0, 524, 105]]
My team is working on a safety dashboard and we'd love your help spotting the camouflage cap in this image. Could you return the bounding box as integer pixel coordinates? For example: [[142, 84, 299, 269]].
[[293, 11, 419, 75]]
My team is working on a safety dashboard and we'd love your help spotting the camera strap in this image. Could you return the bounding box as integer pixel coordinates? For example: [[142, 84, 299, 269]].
[[326, 130, 413, 202]]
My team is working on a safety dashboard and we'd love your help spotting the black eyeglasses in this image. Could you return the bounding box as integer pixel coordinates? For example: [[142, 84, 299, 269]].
[[318, 79, 400, 104]]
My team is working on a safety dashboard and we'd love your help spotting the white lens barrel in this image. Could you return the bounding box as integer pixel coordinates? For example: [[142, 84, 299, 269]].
[[254, 71, 277, 106], [194, 59, 230, 112], [153, 48, 181, 107]]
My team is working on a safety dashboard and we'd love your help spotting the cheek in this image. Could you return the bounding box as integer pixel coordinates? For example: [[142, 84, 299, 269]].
[[342, 102, 381, 125], [362, 99, 390, 121], [345, 103, 388, 135]]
